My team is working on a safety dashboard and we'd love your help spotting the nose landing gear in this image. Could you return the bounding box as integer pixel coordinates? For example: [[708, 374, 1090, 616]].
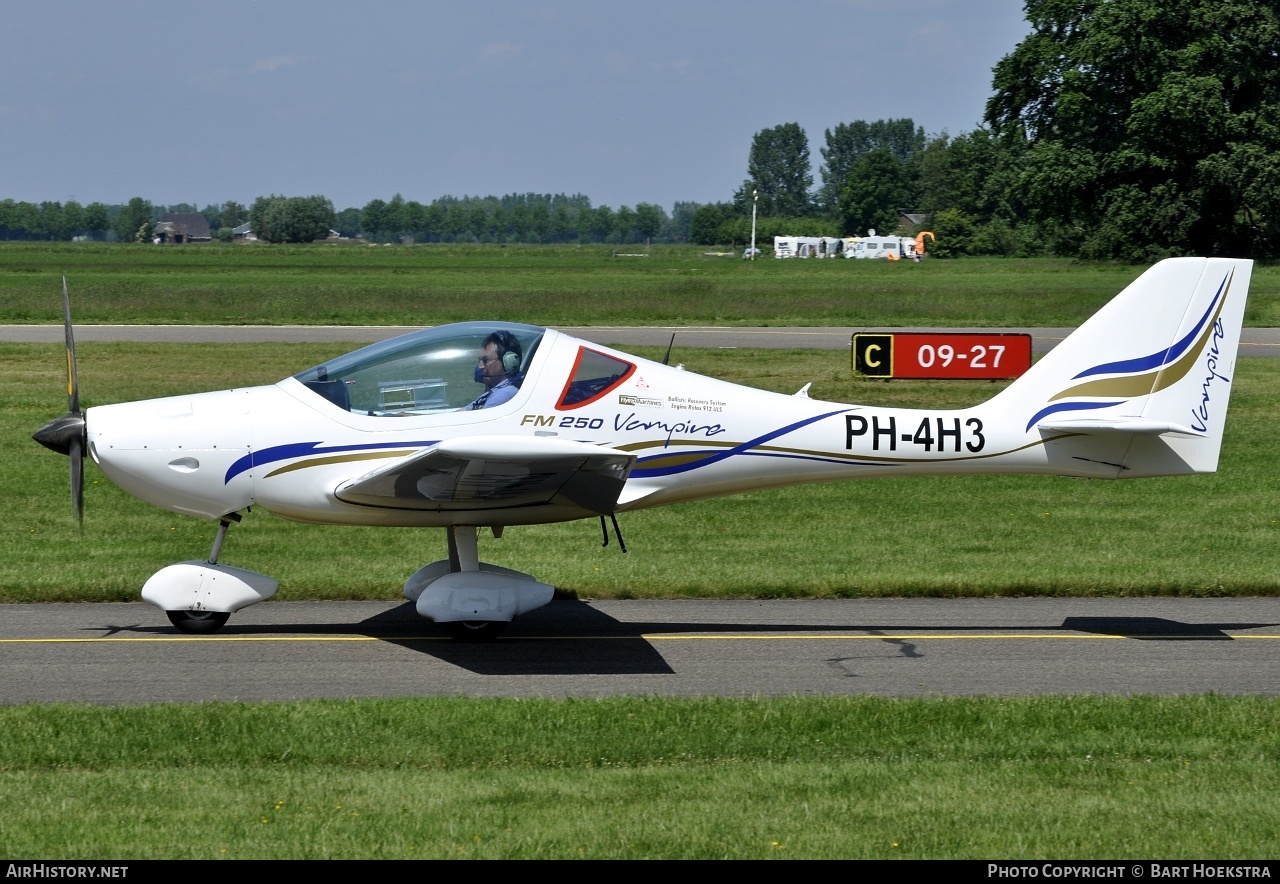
[[142, 512, 278, 635]]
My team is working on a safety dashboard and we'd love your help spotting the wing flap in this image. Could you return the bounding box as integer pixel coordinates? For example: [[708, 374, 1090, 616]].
[[335, 436, 635, 514]]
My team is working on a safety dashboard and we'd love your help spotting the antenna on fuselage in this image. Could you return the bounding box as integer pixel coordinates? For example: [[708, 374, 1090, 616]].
[[662, 333, 676, 366]]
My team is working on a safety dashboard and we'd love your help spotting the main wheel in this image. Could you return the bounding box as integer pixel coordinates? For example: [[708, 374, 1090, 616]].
[[443, 620, 506, 643], [166, 610, 230, 635]]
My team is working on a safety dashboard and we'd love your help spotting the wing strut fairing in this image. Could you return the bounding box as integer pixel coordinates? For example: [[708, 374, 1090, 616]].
[[335, 436, 635, 519]]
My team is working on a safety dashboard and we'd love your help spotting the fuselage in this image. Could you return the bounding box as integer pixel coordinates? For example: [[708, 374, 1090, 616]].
[[86, 322, 1145, 530]]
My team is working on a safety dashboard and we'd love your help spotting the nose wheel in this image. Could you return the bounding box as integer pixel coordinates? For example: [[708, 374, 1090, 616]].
[[165, 610, 230, 634], [443, 620, 507, 643]]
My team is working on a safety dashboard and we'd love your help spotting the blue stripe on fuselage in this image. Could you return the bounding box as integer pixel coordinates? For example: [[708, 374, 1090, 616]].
[[224, 440, 438, 484]]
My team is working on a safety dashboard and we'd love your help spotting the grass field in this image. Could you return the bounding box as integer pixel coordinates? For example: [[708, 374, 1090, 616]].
[[7, 246, 1278, 860], [3, 241, 1279, 326], [2, 696, 1278, 859]]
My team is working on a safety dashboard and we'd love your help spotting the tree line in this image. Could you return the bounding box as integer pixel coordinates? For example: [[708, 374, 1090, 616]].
[[688, 119, 1025, 259], [0, 193, 700, 246], [4, 2, 1275, 260], [338, 194, 698, 246], [711, 0, 1280, 261], [0, 198, 250, 244]]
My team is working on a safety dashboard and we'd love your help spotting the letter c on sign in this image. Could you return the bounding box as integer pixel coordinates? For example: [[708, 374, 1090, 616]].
[[865, 344, 881, 368]]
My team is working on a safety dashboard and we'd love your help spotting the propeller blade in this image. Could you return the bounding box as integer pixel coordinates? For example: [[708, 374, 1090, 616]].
[[33, 276, 89, 523], [62, 275, 79, 415]]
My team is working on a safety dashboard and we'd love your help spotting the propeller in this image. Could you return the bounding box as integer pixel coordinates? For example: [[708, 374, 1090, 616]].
[[32, 276, 87, 523]]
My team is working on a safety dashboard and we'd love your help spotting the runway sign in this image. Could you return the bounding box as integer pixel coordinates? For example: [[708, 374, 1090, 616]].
[[853, 333, 1032, 379]]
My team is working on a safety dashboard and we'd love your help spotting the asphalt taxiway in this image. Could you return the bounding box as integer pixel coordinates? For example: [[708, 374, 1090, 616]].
[[3, 598, 1278, 705]]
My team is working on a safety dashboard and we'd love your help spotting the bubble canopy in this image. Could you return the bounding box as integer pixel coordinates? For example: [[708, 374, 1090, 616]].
[[292, 321, 545, 415]]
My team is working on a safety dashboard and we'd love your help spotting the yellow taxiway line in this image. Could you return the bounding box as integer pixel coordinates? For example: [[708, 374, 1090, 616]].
[[2, 633, 1278, 644]]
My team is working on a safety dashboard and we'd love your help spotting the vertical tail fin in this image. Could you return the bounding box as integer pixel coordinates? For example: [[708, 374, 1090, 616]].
[[986, 257, 1252, 477]]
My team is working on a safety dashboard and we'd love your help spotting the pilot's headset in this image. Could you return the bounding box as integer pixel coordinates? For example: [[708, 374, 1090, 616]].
[[491, 330, 522, 375]]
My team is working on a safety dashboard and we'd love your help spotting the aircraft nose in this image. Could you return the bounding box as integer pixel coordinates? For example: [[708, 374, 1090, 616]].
[[33, 412, 86, 456], [88, 390, 255, 519]]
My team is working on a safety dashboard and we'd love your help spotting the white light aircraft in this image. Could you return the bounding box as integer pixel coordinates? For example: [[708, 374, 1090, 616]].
[[34, 258, 1251, 640]]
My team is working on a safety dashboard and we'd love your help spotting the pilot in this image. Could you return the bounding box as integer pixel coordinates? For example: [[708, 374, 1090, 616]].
[[467, 330, 523, 410]]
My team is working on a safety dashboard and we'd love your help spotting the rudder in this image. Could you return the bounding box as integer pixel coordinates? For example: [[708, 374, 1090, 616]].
[[984, 257, 1252, 477]]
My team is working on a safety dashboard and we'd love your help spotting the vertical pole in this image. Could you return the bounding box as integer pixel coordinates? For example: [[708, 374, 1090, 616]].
[[750, 189, 758, 261]]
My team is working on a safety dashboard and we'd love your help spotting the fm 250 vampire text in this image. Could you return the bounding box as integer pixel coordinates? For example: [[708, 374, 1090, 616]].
[[34, 258, 1250, 639]]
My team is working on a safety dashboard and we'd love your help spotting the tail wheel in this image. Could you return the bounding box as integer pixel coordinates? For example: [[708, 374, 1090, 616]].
[[166, 610, 230, 635], [443, 620, 506, 643]]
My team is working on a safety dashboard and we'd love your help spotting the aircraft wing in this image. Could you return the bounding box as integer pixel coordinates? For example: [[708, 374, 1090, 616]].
[[334, 436, 635, 514]]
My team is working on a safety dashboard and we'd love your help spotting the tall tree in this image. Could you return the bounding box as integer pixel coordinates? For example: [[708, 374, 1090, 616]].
[[251, 195, 335, 243], [360, 198, 389, 241], [199, 204, 222, 230], [384, 193, 408, 240], [62, 201, 84, 238], [690, 204, 726, 245], [38, 202, 63, 240], [114, 197, 154, 242], [550, 204, 574, 242], [818, 119, 925, 216], [12, 202, 41, 239], [633, 203, 665, 243], [735, 123, 813, 216], [218, 201, 247, 230], [83, 203, 110, 240], [333, 207, 362, 239], [612, 205, 636, 243], [667, 201, 699, 243], [987, 0, 1280, 260], [839, 148, 916, 237], [582, 205, 612, 243]]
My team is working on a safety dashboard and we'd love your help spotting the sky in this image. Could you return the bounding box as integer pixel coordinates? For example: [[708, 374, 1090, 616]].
[[0, 1, 1031, 213]]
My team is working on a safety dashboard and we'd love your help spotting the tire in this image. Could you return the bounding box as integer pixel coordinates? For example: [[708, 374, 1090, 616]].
[[443, 620, 506, 643], [166, 610, 230, 635]]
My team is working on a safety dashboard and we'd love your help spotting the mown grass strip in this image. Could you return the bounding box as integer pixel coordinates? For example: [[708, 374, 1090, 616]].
[[0, 695, 1277, 859], [4, 242, 1280, 326]]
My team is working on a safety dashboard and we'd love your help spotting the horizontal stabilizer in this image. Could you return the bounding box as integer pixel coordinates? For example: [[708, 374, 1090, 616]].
[[1037, 418, 1204, 437]]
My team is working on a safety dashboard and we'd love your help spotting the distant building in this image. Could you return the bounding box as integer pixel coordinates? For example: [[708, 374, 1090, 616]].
[[154, 213, 212, 244], [232, 222, 256, 242]]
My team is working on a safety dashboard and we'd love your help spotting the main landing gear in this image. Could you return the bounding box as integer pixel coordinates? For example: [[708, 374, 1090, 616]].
[[403, 525, 555, 643]]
